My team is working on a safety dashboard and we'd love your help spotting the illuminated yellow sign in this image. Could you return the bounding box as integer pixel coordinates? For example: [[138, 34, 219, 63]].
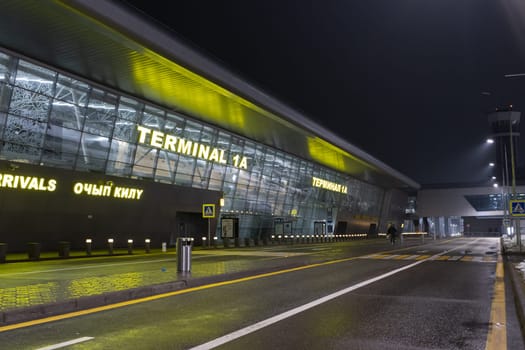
[[0, 173, 56, 192], [312, 176, 348, 194], [137, 126, 248, 169], [202, 204, 215, 218], [73, 182, 144, 200]]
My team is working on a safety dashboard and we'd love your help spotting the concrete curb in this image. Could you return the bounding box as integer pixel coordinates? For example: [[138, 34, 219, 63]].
[[0, 280, 187, 326], [505, 256, 525, 339]]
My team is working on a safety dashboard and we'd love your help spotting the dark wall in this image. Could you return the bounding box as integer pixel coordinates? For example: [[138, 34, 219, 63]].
[[463, 217, 502, 236], [0, 161, 221, 251], [335, 209, 377, 234]]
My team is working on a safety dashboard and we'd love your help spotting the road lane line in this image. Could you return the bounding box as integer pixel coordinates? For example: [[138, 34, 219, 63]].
[[36, 336, 94, 349], [403, 255, 419, 260], [485, 255, 506, 350], [415, 255, 431, 260], [189, 249, 458, 350], [448, 256, 462, 261], [383, 254, 401, 259], [393, 254, 411, 260]]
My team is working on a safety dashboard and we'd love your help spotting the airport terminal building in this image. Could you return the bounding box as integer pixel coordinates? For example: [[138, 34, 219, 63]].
[[0, 1, 419, 251]]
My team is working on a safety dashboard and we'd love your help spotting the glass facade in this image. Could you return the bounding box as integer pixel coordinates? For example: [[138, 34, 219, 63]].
[[0, 50, 386, 238]]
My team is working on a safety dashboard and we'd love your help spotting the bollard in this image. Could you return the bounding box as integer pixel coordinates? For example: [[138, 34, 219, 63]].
[[0, 243, 6, 263], [176, 237, 193, 272], [145, 238, 151, 253], [162, 242, 167, 252], [107, 238, 114, 255], [58, 241, 70, 258], [127, 239, 133, 254], [27, 242, 40, 261], [85, 238, 92, 256]]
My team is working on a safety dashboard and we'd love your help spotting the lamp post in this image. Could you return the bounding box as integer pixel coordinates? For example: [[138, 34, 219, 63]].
[[509, 117, 521, 251], [504, 73, 524, 250], [488, 109, 521, 250]]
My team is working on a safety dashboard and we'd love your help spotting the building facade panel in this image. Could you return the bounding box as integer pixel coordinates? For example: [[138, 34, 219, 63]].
[[0, 49, 406, 250]]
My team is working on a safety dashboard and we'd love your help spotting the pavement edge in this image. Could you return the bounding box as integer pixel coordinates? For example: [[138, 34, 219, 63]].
[[505, 255, 525, 340]]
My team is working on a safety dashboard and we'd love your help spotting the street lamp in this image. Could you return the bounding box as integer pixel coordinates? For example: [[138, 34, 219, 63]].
[[488, 107, 521, 251]]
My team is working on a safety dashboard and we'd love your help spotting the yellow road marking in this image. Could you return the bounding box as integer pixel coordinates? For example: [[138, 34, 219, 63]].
[[436, 255, 450, 261], [461, 256, 473, 262], [393, 254, 412, 260], [415, 255, 431, 260], [485, 255, 506, 350]]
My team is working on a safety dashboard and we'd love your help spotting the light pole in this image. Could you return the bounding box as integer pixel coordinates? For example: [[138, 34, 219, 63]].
[[504, 73, 525, 250], [487, 108, 521, 250]]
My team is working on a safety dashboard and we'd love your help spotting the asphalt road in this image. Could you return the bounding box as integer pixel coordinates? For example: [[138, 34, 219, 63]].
[[1, 237, 523, 349]]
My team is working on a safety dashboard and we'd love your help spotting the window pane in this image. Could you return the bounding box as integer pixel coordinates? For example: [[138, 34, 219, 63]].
[[4, 114, 46, 148], [112, 118, 137, 142], [14, 60, 56, 97], [106, 160, 133, 177], [74, 133, 110, 172], [49, 100, 86, 130], [140, 105, 164, 129], [108, 139, 135, 165], [55, 74, 89, 106], [41, 148, 76, 169], [0, 142, 40, 163], [132, 145, 156, 179], [155, 150, 177, 183], [44, 125, 81, 157], [84, 89, 116, 137], [118, 96, 142, 122], [0, 52, 12, 82], [9, 88, 51, 122]]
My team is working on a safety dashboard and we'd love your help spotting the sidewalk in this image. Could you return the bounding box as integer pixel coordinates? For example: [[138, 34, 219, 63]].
[[502, 235, 525, 338], [0, 241, 367, 326]]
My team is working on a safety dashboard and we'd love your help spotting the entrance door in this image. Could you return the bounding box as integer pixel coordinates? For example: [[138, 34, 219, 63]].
[[314, 221, 326, 235]]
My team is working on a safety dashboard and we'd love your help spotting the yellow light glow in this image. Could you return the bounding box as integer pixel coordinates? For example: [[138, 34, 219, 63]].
[[0, 173, 56, 192], [73, 182, 143, 200]]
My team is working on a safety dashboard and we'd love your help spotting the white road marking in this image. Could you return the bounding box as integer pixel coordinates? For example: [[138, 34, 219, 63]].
[[448, 256, 462, 261], [190, 246, 462, 350], [36, 336, 94, 350], [383, 254, 400, 259], [403, 255, 420, 260]]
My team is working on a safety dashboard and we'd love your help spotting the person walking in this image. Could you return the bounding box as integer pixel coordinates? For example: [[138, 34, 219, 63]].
[[387, 224, 398, 245]]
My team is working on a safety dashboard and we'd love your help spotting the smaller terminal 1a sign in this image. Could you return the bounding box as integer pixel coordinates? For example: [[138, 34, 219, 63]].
[[510, 200, 525, 216]]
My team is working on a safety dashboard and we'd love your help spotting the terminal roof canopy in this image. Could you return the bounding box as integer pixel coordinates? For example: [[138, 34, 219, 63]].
[[0, 0, 419, 191]]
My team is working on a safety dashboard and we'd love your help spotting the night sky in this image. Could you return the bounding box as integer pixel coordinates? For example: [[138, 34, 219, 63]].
[[120, 0, 525, 186]]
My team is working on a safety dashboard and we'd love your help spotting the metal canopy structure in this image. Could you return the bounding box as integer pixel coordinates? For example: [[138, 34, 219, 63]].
[[0, 0, 419, 190]]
